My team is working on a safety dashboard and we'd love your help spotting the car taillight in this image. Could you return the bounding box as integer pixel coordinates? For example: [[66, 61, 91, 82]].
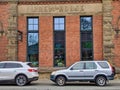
[[28, 69, 38, 72], [110, 66, 116, 75]]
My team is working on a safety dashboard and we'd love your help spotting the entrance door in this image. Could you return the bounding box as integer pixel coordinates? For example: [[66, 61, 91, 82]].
[[80, 16, 93, 60]]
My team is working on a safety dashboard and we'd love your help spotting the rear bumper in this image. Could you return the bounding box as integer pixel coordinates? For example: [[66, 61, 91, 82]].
[[107, 74, 114, 80], [28, 77, 39, 82]]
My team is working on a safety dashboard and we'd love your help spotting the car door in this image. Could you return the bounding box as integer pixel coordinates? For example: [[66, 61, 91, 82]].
[[66, 62, 85, 80], [0, 63, 17, 80], [83, 62, 97, 80]]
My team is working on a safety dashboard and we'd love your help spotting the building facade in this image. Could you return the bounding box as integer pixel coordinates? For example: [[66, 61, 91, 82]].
[[0, 0, 120, 70]]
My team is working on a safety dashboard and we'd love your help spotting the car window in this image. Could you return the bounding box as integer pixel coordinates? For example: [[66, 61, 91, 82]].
[[97, 62, 109, 69], [71, 62, 84, 70], [85, 62, 97, 69], [27, 63, 34, 67], [0, 63, 5, 68], [4, 63, 23, 68]]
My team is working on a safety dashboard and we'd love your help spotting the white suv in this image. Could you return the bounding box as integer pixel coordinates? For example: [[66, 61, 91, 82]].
[[50, 61, 115, 86], [0, 61, 39, 86]]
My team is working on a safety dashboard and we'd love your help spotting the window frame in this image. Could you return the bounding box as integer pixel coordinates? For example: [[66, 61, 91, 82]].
[[53, 16, 66, 67], [80, 16, 94, 60], [27, 17, 39, 67], [53, 17, 65, 31]]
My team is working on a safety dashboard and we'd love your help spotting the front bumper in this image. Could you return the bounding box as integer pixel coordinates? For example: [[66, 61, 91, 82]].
[[50, 75, 56, 82]]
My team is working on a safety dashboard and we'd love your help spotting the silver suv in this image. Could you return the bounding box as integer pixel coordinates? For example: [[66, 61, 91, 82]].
[[50, 61, 115, 86]]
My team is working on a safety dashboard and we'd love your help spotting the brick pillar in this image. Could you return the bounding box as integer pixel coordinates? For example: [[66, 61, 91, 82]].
[[39, 16, 53, 67], [7, 1, 18, 60], [66, 16, 80, 66], [102, 0, 114, 64]]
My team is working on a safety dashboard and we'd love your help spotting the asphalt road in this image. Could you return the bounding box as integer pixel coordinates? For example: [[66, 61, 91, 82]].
[[0, 79, 120, 90]]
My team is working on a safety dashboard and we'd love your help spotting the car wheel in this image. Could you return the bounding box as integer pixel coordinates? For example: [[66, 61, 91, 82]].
[[15, 75, 27, 86], [95, 76, 106, 86], [56, 76, 66, 86]]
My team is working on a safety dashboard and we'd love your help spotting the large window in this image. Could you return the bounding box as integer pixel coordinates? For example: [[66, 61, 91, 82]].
[[54, 17, 65, 67], [27, 17, 39, 67], [80, 16, 93, 60]]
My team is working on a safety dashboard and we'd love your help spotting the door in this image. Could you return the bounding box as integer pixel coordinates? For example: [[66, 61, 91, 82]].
[[83, 62, 97, 80], [0, 63, 18, 80], [67, 62, 85, 80]]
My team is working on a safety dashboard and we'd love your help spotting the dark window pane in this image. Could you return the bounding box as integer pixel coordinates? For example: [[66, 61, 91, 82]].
[[27, 62, 34, 67], [54, 17, 65, 67], [16, 64, 23, 68], [4, 63, 23, 68], [0, 63, 5, 68], [80, 16, 93, 60], [28, 33, 39, 66]]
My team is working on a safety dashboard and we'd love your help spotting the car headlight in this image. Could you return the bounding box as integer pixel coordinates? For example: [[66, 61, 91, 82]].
[[51, 71, 56, 75]]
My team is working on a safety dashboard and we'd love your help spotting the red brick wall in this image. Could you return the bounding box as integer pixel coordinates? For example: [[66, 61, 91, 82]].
[[93, 15, 103, 60], [66, 16, 80, 66], [39, 16, 53, 67], [112, 1, 120, 67], [18, 16, 27, 62], [0, 3, 9, 61]]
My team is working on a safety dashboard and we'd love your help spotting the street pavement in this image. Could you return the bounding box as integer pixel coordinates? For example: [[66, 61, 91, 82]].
[[0, 79, 120, 90]]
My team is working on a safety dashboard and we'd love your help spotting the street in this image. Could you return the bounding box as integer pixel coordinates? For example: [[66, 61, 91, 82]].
[[0, 80, 120, 90]]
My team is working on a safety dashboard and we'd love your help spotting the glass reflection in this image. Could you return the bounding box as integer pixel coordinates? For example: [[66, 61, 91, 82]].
[[81, 17, 92, 31], [28, 33, 38, 46], [54, 17, 65, 31], [28, 18, 38, 31], [28, 33, 38, 66]]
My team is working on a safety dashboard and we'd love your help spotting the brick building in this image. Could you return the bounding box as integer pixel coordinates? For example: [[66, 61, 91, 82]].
[[0, 0, 120, 71]]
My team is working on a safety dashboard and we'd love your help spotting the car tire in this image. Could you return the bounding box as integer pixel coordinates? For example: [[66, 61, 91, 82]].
[[15, 75, 27, 86], [95, 76, 106, 86], [56, 76, 66, 86]]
